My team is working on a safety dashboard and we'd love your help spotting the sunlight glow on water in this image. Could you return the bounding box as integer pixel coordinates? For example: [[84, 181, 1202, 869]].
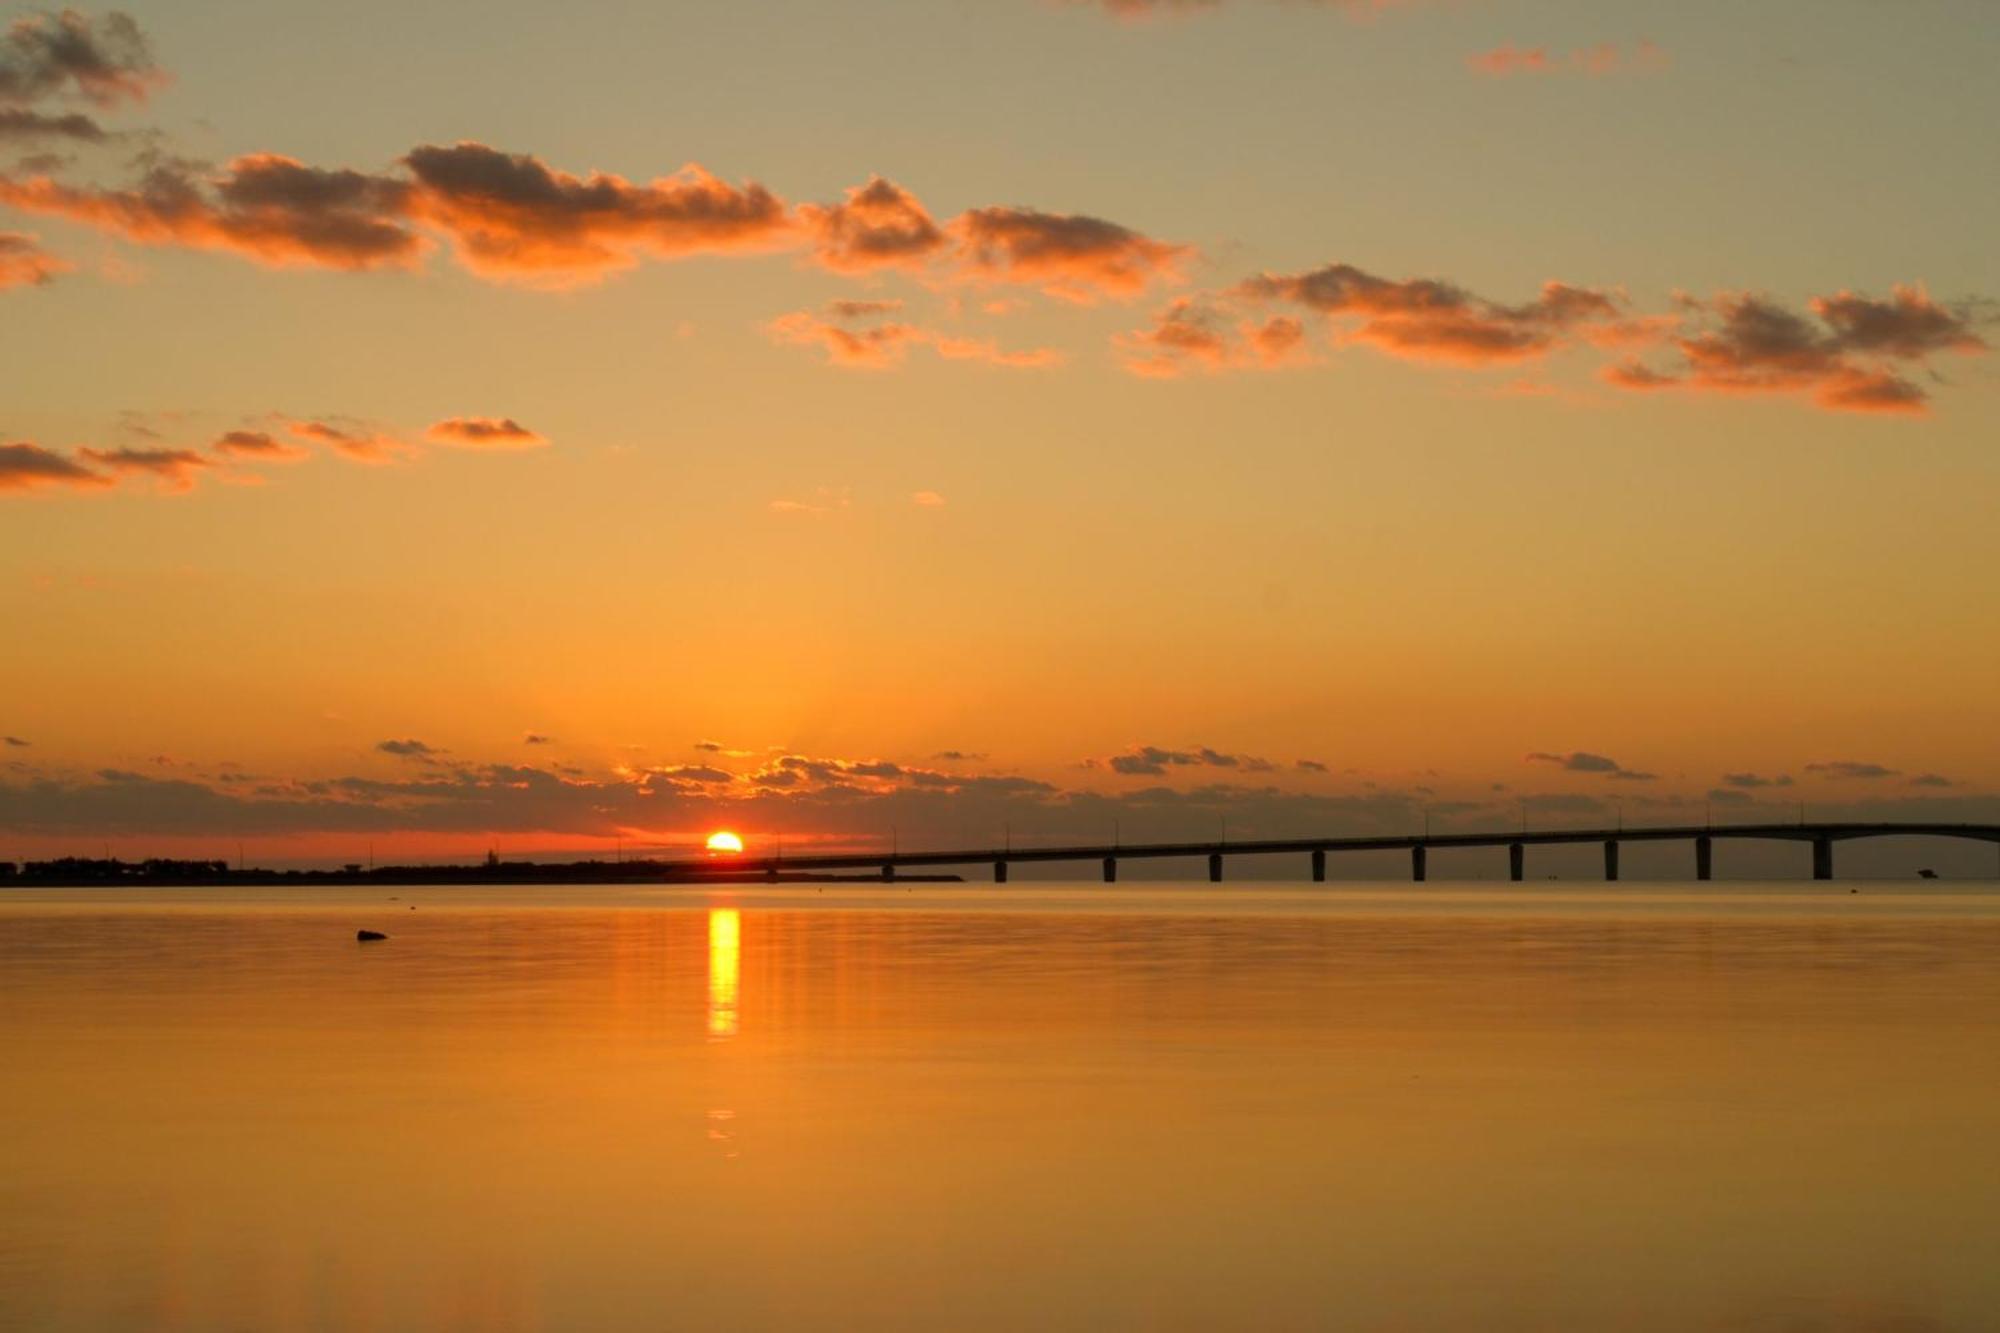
[[3, 883, 1999, 1330]]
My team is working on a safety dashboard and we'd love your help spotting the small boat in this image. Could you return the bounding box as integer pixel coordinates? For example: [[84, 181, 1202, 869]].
[[1918, 869, 1939, 880]]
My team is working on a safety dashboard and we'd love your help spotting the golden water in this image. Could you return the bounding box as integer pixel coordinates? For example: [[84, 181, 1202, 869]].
[[3, 884, 1998, 1330]]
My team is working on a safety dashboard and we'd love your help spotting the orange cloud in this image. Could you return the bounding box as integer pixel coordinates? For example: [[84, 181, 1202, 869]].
[[0, 440, 109, 492], [1084, 0, 1414, 20], [0, 9, 166, 108], [77, 445, 209, 492], [0, 229, 67, 287], [768, 304, 1061, 370], [767, 308, 919, 369], [0, 155, 424, 270], [1467, 44, 1555, 76], [1607, 286, 1985, 415], [800, 176, 945, 274], [213, 429, 308, 462], [1237, 264, 1623, 366], [1468, 39, 1668, 78], [284, 418, 408, 464], [950, 206, 1187, 303], [911, 490, 947, 507], [425, 416, 547, 449], [1115, 299, 1319, 377], [399, 142, 792, 285]]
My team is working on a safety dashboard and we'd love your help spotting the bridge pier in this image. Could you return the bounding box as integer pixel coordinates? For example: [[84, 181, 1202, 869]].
[[1509, 842, 1525, 882], [881, 863, 895, 882], [1813, 836, 1834, 881], [1412, 845, 1427, 882], [1604, 839, 1619, 882], [993, 860, 1008, 884], [1208, 852, 1223, 883], [1311, 849, 1326, 883], [1696, 836, 1712, 881], [1102, 856, 1117, 884]]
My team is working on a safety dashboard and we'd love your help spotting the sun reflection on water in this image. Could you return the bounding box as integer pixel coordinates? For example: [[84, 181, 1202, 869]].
[[707, 907, 740, 1040]]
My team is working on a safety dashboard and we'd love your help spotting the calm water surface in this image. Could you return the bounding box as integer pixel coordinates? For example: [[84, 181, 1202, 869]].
[[3, 883, 1998, 1331]]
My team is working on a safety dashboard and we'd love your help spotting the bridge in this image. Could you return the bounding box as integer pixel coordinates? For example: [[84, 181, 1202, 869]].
[[677, 822, 2000, 884]]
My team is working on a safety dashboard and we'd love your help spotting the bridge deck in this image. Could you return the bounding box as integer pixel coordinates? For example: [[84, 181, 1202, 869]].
[[672, 822, 2000, 875]]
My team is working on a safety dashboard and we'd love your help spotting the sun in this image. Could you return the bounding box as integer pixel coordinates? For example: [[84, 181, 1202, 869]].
[[705, 830, 744, 855]]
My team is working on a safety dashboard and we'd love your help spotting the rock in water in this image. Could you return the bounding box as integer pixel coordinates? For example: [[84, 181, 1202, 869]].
[[357, 929, 388, 942]]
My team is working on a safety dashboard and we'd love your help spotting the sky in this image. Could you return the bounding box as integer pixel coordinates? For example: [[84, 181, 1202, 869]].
[[1, 1, 1996, 868]]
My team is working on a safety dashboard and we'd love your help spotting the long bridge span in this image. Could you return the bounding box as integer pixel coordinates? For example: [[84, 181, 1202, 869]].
[[678, 822, 2000, 884]]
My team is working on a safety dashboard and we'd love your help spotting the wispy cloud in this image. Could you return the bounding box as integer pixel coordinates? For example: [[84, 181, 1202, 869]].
[[1806, 761, 1900, 780], [1604, 286, 1985, 416], [0, 440, 109, 491], [0, 9, 165, 108], [766, 303, 1060, 371], [1467, 40, 1669, 79], [1526, 751, 1656, 781], [0, 229, 66, 286], [426, 416, 546, 449]]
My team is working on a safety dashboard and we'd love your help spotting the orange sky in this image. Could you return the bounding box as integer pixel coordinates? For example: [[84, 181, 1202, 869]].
[[1, 3, 1995, 862]]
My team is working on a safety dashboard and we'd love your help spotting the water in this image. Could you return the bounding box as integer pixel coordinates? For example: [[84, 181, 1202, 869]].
[[3, 883, 1998, 1331]]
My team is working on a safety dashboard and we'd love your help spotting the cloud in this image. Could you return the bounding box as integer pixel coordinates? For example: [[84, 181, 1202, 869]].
[[212, 429, 307, 461], [1103, 745, 1267, 776], [1115, 297, 1315, 377], [651, 764, 734, 785], [1721, 772, 1793, 789], [1238, 264, 1624, 366], [950, 205, 1187, 303], [1467, 40, 1669, 78], [0, 229, 67, 287], [523, 733, 553, 745], [284, 418, 406, 464], [799, 175, 945, 274], [768, 486, 852, 516], [1295, 759, 1329, 773], [0, 9, 165, 108], [0, 135, 1190, 319], [0, 106, 108, 142], [3, 752, 1990, 875], [1606, 286, 1985, 415], [425, 416, 546, 449], [3, 735, 28, 746], [1806, 761, 1899, 780], [826, 298, 903, 320], [911, 490, 947, 507], [76, 444, 208, 491], [0, 154, 424, 270], [933, 750, 985, 762], [376, 738, 442, 760], [0, 140, 794, 282], [694, 740, 755, 757], [1081, 0, 1415, 21], [1909, 774, 1956, 789], [1525, 750, 1655, 781], [399, 141, 791, 285], [767, 308, 917, 369], [767, 305, 1059, 370]]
